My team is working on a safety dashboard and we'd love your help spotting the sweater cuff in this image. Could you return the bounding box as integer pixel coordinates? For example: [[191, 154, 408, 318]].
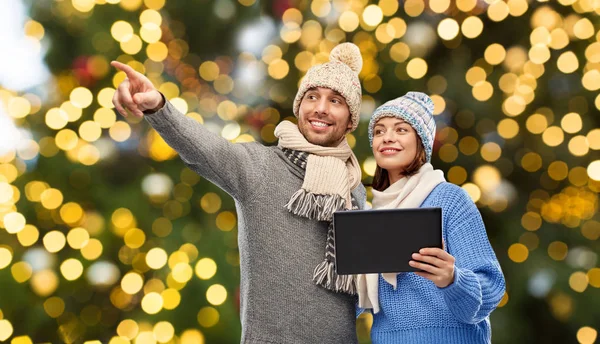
[[439, 266, 480, 301], [144, 98, 179, 128]]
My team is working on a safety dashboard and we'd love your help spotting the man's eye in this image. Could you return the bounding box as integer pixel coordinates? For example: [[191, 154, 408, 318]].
[[332, 98, 341, 104]]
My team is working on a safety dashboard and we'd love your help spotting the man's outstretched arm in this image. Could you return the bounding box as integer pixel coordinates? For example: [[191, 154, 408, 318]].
[[111, 61, 264, 199]]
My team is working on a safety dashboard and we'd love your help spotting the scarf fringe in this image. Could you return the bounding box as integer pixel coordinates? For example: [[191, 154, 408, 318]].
[[313, 260, 357, 295], [285, 189, 346, 222]]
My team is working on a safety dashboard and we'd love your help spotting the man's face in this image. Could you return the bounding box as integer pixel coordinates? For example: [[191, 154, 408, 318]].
[[297, 87, 352, 147]]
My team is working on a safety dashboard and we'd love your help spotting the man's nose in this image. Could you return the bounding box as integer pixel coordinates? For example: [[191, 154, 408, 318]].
[[314, 98, 329, 115]]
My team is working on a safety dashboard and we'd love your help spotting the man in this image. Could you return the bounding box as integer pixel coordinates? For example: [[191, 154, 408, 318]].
[[112, 42, 366, 343]]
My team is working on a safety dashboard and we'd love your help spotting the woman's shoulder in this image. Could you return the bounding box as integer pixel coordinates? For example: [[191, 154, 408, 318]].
[[424, 182, 474, 207]]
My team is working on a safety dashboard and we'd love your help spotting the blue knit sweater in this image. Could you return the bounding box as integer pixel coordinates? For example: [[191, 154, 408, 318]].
[[363, 182, 505, 344]]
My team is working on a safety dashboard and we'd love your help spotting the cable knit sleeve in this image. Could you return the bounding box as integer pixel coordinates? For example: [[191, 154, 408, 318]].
[[144, 100, 265, 200], [438, 186, 506, 325]]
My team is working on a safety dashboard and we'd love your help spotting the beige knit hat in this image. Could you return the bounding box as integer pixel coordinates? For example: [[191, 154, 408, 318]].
[[293, 43, 363, 132]]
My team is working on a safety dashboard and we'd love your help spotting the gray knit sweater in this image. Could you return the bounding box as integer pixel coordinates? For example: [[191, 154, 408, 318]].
[[145, 101, 366, 343]]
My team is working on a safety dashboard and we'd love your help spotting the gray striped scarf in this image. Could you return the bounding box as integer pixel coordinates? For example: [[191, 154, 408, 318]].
[[281, 148, 358, 295]]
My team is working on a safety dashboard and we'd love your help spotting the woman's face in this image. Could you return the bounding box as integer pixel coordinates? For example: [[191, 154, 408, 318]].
[[372, 117, 418, 181]]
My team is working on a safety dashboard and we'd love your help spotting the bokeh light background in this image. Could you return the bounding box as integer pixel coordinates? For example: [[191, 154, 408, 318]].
[[0, 0, 599, 343]]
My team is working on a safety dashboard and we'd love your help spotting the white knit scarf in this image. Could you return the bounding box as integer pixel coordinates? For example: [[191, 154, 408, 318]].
[[357, 163, 446, 313], [274, 120, 362, 294]]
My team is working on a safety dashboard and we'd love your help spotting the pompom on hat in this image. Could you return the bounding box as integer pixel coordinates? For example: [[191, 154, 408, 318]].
[[368, 92, 436, 162], [293, 43, 363, 132]]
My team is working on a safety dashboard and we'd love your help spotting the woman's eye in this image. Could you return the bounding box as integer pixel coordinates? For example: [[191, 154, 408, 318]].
[[374, 130, 383, 135]]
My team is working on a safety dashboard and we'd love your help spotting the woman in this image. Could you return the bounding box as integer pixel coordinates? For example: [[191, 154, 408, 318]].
[[357, 92, 505, 343]]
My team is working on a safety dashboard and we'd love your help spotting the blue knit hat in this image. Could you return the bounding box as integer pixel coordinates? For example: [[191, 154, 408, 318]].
[[368, 92, 436, 162]]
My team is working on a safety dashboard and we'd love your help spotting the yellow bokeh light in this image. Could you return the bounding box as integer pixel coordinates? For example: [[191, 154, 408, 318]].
[[200, 192, 222, 213], [43, 296, 65, 318], [473, 165, 501, 192], [31, 270, 59, 297], [109, 121, 132, 142], [485, 44, 506, 65], [146, 248, 168, 269], [568, 136, 589, 156], [120, 35, 143, 55], [557, 51, 579, 74], [111, 21, 134, 42], [140, 23, 162, 43], [172, 262, 193, 283], [153, 321, 175, 343], [60, 202, 84, 224], [461, 16, 484, 39], [117, 319, 139, 340], [388, 18, 406, 38], [8, 97, 31, 118], [488, 0, 509, 22], [587, 129, 600, 150], [548, 241, 568, 261], [569, 271, 589, 293], [60, 258, 84, 281], [389, 42, 410, 63], [268, 59, 289, 80], [94, 108, 117, 129], [548, 161, 569, 181], [72, 0, 95, 12], [466, 67, 486, 86], [362, 5, 383, 27], [3, 212, 26, 234], [45, 108, 69, 130], [542, 126, 565, 147], [197, 307, 219, 328], [529, 44, 551, 64], [206, 284, 227, 306], [70, 87, 94, 109], [180, 329, 205, 344], [406, 58, 427, 79], [404, 0, 425, 17], [472, 81, 493, 101], [147, 42, 168, 62], [526, 113, 548, 134], [141, 292, 163, 314], [588, 160, 600, 181], [461, 183, 481, 203], [521, 152, 542, 172], [577, 327, 598, 344], [508, 243, 528, 263], [124, 228, 146, 249], [195, 258, 217, 280], [140, 9, 162, 26], [43, 230, 66, 253], [67, 227, 90, 249], [521, 212, 542, 231], [61, 101, 83, 122], [0, 319, 14, 341], [161, 288, 181, 310], [429, 0, 450, 13], [81, 238, 103, 260], [497, 118, 519, 139], [457, 0, 477, 11], [582, 70, 600, 91], [11, 262, 32, 283], [573, 18, 594, 39], [447, 168, 467, 188], [24, 20, 45, 40], [0, 248, 12, 269], [17, 225, 39, 247], [481, 142, 502, 162], [121, 272, 144, 295], [437, 18, 459, 41]]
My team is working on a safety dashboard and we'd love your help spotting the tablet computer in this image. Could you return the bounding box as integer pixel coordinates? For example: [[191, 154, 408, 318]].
[[333, 207, 442, 275]]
